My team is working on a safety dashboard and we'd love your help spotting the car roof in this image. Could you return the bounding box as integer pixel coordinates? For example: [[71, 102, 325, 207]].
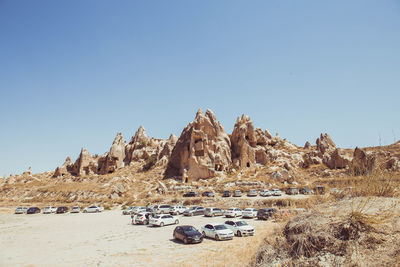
[[208, 222, 225, 226]]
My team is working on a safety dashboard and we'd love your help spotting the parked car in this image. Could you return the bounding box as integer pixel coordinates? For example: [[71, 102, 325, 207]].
[[149, 214, 179, 227], [56, 206, 69, 214], [224, 220, 255, 236], [153, 204, 172, 214], [201, 223, 234, 241], [70, 206, 80, 213], [173, 225, 203, 244], [122, 206, 135, 215], [204, 207, 224, 217], [224, 207, 242, 218], [183, 191, 199, 197], [14, 207, 28, 214], [299, 187, 312, 194], [242, 208, 258, 218], [315, 186, 325, 195], [257, 208, 277, 220], [202, 191, 215, 197], [134, 212, 152, 225], [27, 207, 41, 214], [183, 206, 205, 216], [43, 206, 57, 214], [286, 188, 299, 195], [132, 206, 147, 215], [222, 191, 231, 197], [233, 190, 242, 197], [169, 205, 187, 215], [259, 189, 272, 197], [271, 189, 282, 196], [247, 189, 258, 197], [83, 205, 103, 213]]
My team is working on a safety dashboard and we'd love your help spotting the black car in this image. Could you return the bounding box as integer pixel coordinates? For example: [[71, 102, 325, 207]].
[[257, 208, 277, 220], [183, 191, 199, 197], [56, 206, 69, 214], [202, 191, 215, 197], [27, 207, 41, 214], [173, 225, 203, 244], [299, 187, 312, 194], [222, 191, 231, 197]]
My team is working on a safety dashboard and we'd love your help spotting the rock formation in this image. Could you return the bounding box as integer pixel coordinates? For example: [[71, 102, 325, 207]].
[[230, 115, 276, 168], [97, 133, 126, 174], [70, 148, 99, 176], [316, 133, 336, 155], [124, 126, 151, 164], [351, 147, 376, 175], [324, 149, 352, 169], [53, 157, 72, 177], [165, 109, 232, 182]]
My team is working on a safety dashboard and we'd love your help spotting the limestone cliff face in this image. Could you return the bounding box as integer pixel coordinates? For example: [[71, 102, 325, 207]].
[[165, 109, 232, 182]]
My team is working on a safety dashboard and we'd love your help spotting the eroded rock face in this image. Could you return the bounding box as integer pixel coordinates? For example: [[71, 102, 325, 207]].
[[53, 157, 72, 177], [316, 133, 336, 155], [165, 109, 232, 182], [70, 148, 98, 176], [98, 133, 126, 174], [351, 147, 376, 175], [324, 149, 352, 169], [230, 115, 272, 168], [124, 126, 151, 164]]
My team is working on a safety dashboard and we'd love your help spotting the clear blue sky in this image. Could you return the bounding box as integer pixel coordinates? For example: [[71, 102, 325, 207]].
[[1, 1, 399, 176]]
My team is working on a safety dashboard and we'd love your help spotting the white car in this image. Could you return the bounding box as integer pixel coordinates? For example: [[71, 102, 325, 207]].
[[169, 205, 186, 215], [242, 208, 258, 218], [70, 206, 80, 213], [224, 207, 242, 218], [43, 206, 57, 214], [260, 189, 272, 197], [272, 189, 282, 196], [122, 206, 135, 215], [224, 220, 255, 237], [201, 223, 234, 241], [132, 206, 147, 215], [14, 207, 28, 214], [149, 214, 179, 227], [83, 205, 103, 213], [133, 212, 152, 225]]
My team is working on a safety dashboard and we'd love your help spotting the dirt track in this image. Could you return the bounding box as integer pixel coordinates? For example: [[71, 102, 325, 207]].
[[0, 209, 276, 267]]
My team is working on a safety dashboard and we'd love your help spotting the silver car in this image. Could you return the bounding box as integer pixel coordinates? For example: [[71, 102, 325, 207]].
[[204, 207, 224, 217], [14, 207, 28, 214]]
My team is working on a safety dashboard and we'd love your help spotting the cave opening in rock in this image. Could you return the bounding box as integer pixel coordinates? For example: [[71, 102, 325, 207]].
[[185, 178, 188, 183], [246, 162, 250, 168], [215, 164, 223, 171], [195, 150, 205, 157]]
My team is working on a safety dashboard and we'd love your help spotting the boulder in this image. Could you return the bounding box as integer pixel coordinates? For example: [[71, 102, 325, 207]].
[[386, 157, 400, 171], [165, 109, 232, 182], [351, 147, 376, 175], [304, 141, 311, 150], [324, 149, 352, 169]]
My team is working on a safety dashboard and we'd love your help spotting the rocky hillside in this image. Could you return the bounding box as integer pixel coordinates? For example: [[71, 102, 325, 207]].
[[1, 109, 399, 205]]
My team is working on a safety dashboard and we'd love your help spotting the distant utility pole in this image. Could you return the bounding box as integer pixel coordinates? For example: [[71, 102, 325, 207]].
[[378, 133, 382, 147]]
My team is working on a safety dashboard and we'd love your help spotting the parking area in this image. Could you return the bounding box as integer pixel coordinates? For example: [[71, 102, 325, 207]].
[[0, 209, 276, 267]]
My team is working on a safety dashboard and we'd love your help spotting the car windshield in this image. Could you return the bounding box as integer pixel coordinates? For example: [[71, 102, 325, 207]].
[[89, 206, 97, 208], [215, 225, 227, 230], [189, 207, 197, 210], [244, 208, 252, 211], [152, 215, 160, 219], [227, 208, 234, 211], [236, 221, 248, 226], [182, 226, 197, 232]]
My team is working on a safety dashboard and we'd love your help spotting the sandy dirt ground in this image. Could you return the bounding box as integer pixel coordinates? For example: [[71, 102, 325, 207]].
[[0, 209, 277, 267]]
